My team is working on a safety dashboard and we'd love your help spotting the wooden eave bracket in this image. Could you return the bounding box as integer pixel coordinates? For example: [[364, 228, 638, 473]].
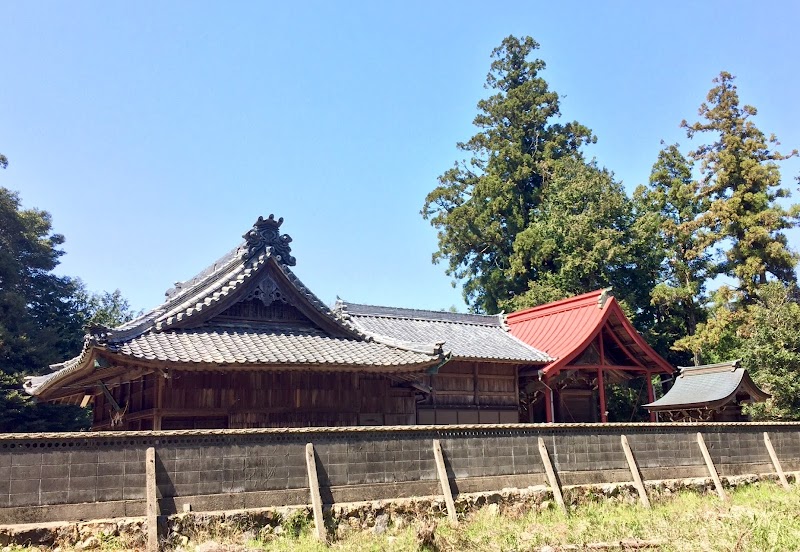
[[98, 380, 122, 412]]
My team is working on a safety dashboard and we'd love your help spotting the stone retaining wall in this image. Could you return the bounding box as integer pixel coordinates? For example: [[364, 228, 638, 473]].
[[0, 422, 798, 525]]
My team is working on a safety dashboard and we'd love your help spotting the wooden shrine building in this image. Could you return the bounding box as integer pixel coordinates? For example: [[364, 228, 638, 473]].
[[506, 289, 675, 423], [643, 360, 770, 422], [25, 215, 551, 430], [27, 216, 683, 430], [26, 216, 448, 429], [334, 303, 552, 424]]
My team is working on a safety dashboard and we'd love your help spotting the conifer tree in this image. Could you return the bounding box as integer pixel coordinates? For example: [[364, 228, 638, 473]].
[[422, 35, 595, 312], [682, 72, 799, 298], [635, 144, 711, 363]]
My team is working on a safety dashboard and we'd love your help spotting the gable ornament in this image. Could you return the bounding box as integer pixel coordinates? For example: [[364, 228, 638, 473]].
[[242, 214, 296, 266]]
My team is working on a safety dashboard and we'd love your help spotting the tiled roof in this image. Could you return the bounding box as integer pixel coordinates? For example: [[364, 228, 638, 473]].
[[506, 289, 674, 375], [337, 302, 551, 364], [110, 326, 437, 368], [644, 360, 770, 410], [25, 216, 443, 398]]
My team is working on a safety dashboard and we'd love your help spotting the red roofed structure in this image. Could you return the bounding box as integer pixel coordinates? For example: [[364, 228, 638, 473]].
[[507, 289, 674, 423]]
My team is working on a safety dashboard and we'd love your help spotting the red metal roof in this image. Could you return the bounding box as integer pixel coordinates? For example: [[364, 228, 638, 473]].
[[506, 289, 674, 376]]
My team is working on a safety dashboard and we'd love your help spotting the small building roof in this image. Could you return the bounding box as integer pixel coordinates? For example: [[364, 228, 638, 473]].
[[644, 359, 770, 411], [506, 289, 674, 375], [335, 302, 552, 364], [25, 216, 444, 401]]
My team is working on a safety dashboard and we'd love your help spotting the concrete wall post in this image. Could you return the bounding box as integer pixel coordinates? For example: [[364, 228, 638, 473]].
[[305, 443, 327, 542], [620, 435, 650, 508], [145, 446, 159, 552], [537, 437, 567, 514], [763, 432, 790, 490], [432, 439, 457, 524], [696, 432, 726, 501]]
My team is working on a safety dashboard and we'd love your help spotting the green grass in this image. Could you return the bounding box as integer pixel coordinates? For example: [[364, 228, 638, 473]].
[[235, 483, 800, 552], [25, 482, 800, 551]]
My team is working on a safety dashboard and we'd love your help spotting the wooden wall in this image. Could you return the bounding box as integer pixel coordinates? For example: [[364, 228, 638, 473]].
[[417, 360, 520, 424], [93, 370, 417, 430], [91, 361, 523, 430]]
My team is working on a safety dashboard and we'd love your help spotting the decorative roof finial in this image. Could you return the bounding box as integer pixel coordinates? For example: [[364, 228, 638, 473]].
[[242, 214, 296, 265], [597, 287, 612, 309]]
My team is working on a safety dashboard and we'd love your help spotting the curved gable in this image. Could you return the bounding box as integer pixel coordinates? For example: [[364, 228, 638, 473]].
[[506, 289, 674, 375]]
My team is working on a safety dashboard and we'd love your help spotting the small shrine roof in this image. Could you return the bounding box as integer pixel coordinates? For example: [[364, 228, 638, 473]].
[[644, 360, 770, 411], [506, 289, 674, 375]]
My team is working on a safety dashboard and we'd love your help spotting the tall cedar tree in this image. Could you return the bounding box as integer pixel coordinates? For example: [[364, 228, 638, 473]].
[[634, 144, 711, 365], [682, 72, 799, 298], [506, 157, 658, 317], [422, 36, 595, 313]]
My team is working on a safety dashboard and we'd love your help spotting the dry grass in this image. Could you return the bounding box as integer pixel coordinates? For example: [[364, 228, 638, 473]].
[[240, 482, 800, 552], [11, 482, 798, 551]]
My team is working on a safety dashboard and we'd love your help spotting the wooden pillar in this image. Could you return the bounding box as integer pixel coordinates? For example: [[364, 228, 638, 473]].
[[153, 373, 164, 431], [598, 331, 607, 423], [597, 367, 607, 423], [646, 372, 656, 422], [473, 363, 479, 406], [544, 384, 553, 423]]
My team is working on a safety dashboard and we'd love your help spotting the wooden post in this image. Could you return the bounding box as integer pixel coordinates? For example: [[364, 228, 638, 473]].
[[544, 385, 554, 423], [696, 433, 726, 500], [153, 373, 164, 431], [537, 437, 567, 514], [145, 447, 159, 552], [432, 439, 457, 524], [646, 373, 656, 422], [598, 333, 607, 423], [763, 432, 790, 490], [305, 443, 326, 542], [597, 368, 607, 423], [620, 435, 650, 508]]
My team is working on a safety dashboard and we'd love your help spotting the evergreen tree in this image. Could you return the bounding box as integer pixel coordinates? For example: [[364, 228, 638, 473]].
[[635, 144, 711, 364], [505, 157, 656, 315], [676, 283, 800, 420], [682, 72, 799, 298], [0, 169, 138, 430], [422, 35, 595, 313]]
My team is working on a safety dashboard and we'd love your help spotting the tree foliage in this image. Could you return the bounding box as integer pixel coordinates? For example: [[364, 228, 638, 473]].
[[0, 175, 138, 431], [675, 283, 800, 421], [505, 157, 657, 315], [633, 144, 711, 364], [425, 47, 800, 417], [682, 72, 799, 298], [423, 35, 605, 313]]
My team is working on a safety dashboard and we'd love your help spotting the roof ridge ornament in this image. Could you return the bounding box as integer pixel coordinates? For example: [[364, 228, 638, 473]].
[[597, 287, 612, 309], [242, 214, 296, 266]]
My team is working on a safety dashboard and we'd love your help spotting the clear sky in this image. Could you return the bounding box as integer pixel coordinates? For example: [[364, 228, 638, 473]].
[[2, 1, 799, 314]]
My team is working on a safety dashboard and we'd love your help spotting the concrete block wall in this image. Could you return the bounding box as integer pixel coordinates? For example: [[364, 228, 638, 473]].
[[0, 422, 798, 524]]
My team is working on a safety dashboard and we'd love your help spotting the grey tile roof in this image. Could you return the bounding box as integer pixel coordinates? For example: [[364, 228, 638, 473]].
[[337, 302, 551, 363], [644, 360, 768, 410], [110, 326, 437, 368], [25, 217, 443, 398]]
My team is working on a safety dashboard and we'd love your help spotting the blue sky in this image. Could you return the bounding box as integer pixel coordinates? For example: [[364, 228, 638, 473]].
[[2, 1, 799, 314]]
